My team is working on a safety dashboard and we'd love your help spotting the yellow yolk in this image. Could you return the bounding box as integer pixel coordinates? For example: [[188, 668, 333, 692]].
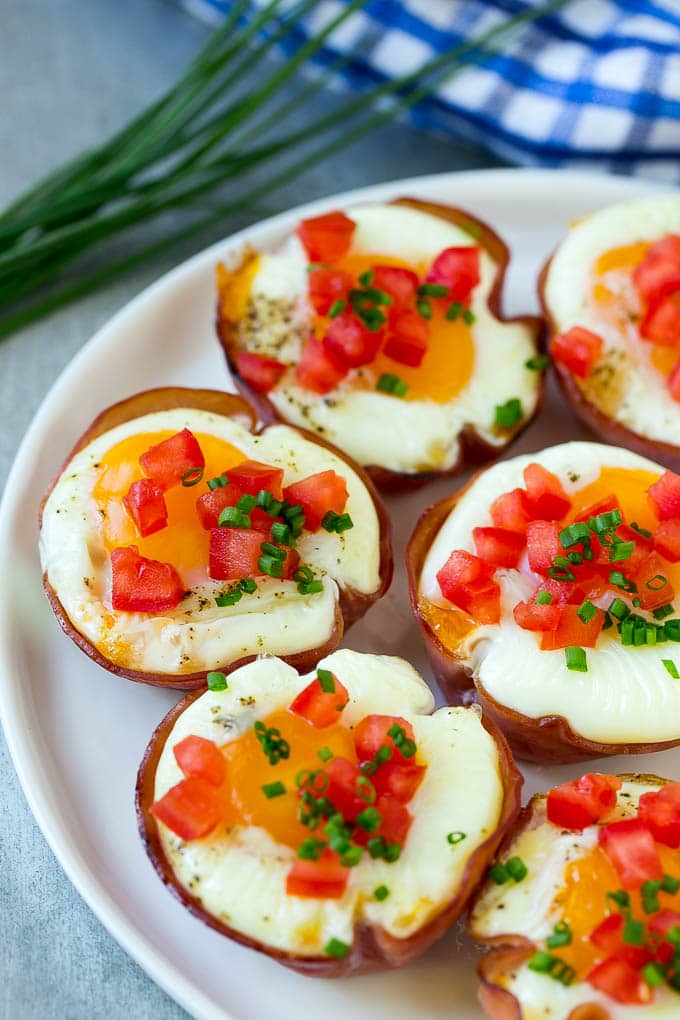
[[332, 253, 475, 404], [217, 255, 261, 321], [417, 595, 475, 655], [93, 430, 245, 583], [221, 710, 356, 849], [551, 843, 680, 981], [594, 242, 651, 276]]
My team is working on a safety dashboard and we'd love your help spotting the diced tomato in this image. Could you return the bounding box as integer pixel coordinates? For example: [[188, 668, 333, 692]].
[[522, 463, 571, 521], [640, 291, 680, 346], [589, 914, 651, 970], [286, 849, 349, 899], [296, 210, 356, 263], [372, 795, 413, 847], [234, 351, 287, 393], [513, 599, 561, 632], [322, 756, 368, 821], [436, 549, 501, 624], [547, 773, 621, 830], [551, 326, 603, 379], [472, 526, 525, 568], [669, 359, 680, 403], [372, 762, 426, 804], [371, 265, 419, 309], [250, 507, 279, 534], [289, 673, 349, 728], [638, 782, 680, 848], [150, 777, 223, 841], [111, 546, 184, 613], [573, 494, 622, 525], [173, 735, 226, 787], [382, 309, 429, 367], [123, 478, 168, 537], [633, 235, 680, 307], [323, 312, 382, 368], [649, 470, 680, 520], [425, 246, 480, 302], [226, 460, 284, 501], [630, 551, 675, 611], [208, 528, 262, 580], [534, 578, 586, 606], [490, 488, 532, 533], [540, 604, 604, 650], [296, 336, 347, 394], [283, 470, 348, 532], [587, 958, 652, 1006], [526, 520, 561, 575], [196, 486, 243, 530], [598, 817, 663, 889], [652, 519, 680, 562], [307, 267, 353, 315], [648, 908, 680, 954], [139, 428, 205, 490], [353, 715, 417, 768]]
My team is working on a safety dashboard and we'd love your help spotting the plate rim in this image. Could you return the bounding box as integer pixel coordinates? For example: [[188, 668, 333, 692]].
[[0, 166, 666, 1020]]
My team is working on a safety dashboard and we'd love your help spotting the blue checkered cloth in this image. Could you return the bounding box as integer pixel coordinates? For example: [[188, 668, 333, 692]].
[[178, 0, 680, 181]]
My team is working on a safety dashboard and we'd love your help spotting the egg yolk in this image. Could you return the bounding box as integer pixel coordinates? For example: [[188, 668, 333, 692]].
[[329, 253, 476, 404], [93, 430, 246, 584], [417, 595, 476, 654], [551, 843, 680, 981], [221, 710, 356, 848]]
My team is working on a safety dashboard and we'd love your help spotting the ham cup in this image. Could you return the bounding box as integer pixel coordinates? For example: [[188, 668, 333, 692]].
[[215, 198, 544, 488], [136, 648, 522, 976], [39, 387, 391, 688], [541, 193, 680, 473], [408, 440, 680, 763], [470, 771, 680, 1019]]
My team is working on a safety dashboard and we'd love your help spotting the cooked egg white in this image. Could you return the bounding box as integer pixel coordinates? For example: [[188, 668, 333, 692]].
[[471, 780, 679, 1019], [40, 408, 381, 675], [544, 193, 680, 445], [226, 202, 539, 474], [153, 649, 505, 956], [419, 441, 680, 745]]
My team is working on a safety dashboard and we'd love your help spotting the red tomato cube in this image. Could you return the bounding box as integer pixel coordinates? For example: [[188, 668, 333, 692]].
[[321, 756, 368, 821], [307, 267, 353, 315], [640, 291, 680, 346], [150, 776, 223, 841], [631, 551, 675, 611], [353, 715, 417, 767], [226, 460, 284, 500], [526, 520, 561, 575], [296, 210, 356, 263], [234, 351, 287, 393], [295, 336, 347, 394], [208, 528, 262, 580], [425, 246, 480, 302], [174, 735, 226, 787], [649, 470, 680, 520], [472, 526, 525, 568], [139, 429, 205, 490], [323, 312, 382, 368], [123, 478, 168, 537], [513, 599, 561, 632], [372, 762, 426, 804], [196, 486, 244, 530], [546, 773, 621, 830], [382, 309, 429, 367], [638, 782, 680, 848], [522, 463, 571, 520], [551, 326, 603, 379], [371, 265, 419, 309], [283, 470, 348, 532], [587, 958, 652, 1006], [633, 235, 680, 306], [540, 604, 604, 650], [289, 673, 349, 728], [286, 849, 348, 899], [490, 488, 532, 533], [589, 913, 651, 970], [598, 817, 663, 889], [436, 550, 500, 624], [111, 546, 184, 613]]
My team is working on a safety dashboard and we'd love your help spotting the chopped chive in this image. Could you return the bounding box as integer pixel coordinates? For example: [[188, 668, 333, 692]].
[[236, 494, 256, 512], [565, 646, 587, 672], [506, 857, 527, 883], [536, 591, 553, 605], [609, 541, 635, 562], [324, 938, 350, 959], [261, 781, 286, 799], [297, 836, 326, 860], [525, 354, 550, 371], [181, 466, 204, 487], [631, 522, 652, 539], [256, 488, 272, 509], [528, 951, 555, 973], [340, 845, 363, 868], [367, 837, 387, 859], [559, 522, 591, 548], [376, 372, 408, 398], [445, 301, 462, 321], [669, 925, 680, 947], [642, 962, 665, 988], [663, 659, 680, 679], [318, 746, 333, 763], [665, 620, 680, 641], [606, 889, 630, 909], [647, 574, 668, 591], [418, 282, 448, 297], [317, 668, 335, 693], [298, 579, 323, 595], [218, 505, 250, 528], [577, 600, 597, 624], [663, 875, 680, 894], [238, 578, 257, 594], [215, 589, 242, 607], [416, 299, 432, 319], [546, 921, 572, 949], [590, 509, 622, 533], [375, 744, 392, 764], [654, 603, 674, 620], [623, 916, 645, 946], [328, 299, 346, 318], [447, 831, 466, 845], [463, 308, 476, 325], [610, 570, 637, 593], [384, 843, 401, 863], [494, 397, 522, 429], [488, 863, 509, 885], [357, 269, 374, 287], [608, 597, 630, 621], [206, 671, 228, 691], [207, 473, 228, 490], [356, 807, 382, 832], [271, 521, 292, 546], [548, 558, 575, 582], [322, 510, 354, 533], [258, 554, 283, 578], [566, 551, 583, 565], [260, 541, 286, 560], [374, 885, 390, 901]]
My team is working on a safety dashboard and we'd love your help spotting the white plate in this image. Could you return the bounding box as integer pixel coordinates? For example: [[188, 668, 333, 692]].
[[2, 168, 678, 1020]]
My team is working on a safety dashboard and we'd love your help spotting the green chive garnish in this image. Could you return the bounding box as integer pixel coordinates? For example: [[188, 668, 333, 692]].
[[356, 807, 382, 832], [565, 646, 587, 672], [609, 540, 635, 562], [328, 299, 346, 318], [654, 603, 674, 620], [631, 522, 652, 539], [358, 269, 374, 287], [418, 282, 448, 297], [463, 308, 476, 325], [445, 301, 462, 321], [663, 875, 680, 894], [258, 554, 283, 578], [374, 885, 390, 901], [577, 600, 597, 624], [270, 521, 292, 545], [317, 668, 335, 693], [525, 354, 550, 371], [324, 938, 350, 959], [238, 578, 257, 594], [215, 589, 242, 607], [606, 889, 630, 909], [642, 962, 665, 988], [663, 659, 680, 679], [218, 505, 250, 528], [623, 916, 645, 946], [376, 373, 408, 397], [546, 921, 572, 949], [207, 473, 228, 490], [447, 831, 466, 845], [261, 781, 286, 799], [528, 951, 554, 973], [416, 299, 432, 319], [610, 570, 637, 593], [488, 863, 509, 885], [181, 466, 204, 487], [207, 671, 228, 691], [608, 597, 630, 621], [506, 856, 528, 883], [647, 574, 668, 591], [318, 746, 333, 763], [494, 397, 522, 428], [321, 510, 354, 533], [536, 591, 552, 605]]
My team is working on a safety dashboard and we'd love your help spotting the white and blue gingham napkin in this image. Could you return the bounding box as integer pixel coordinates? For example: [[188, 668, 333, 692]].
[[178, 0, 680, 182]]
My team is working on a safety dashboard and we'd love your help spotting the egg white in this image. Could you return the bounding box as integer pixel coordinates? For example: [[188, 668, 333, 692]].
[[544, 193, 680, 446], [471, 779, 680, 1019], [153, 648, 505, 956], [230, 202, 539, 474], [418, 440, 680, 745], [40, 408, 382, 675]]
